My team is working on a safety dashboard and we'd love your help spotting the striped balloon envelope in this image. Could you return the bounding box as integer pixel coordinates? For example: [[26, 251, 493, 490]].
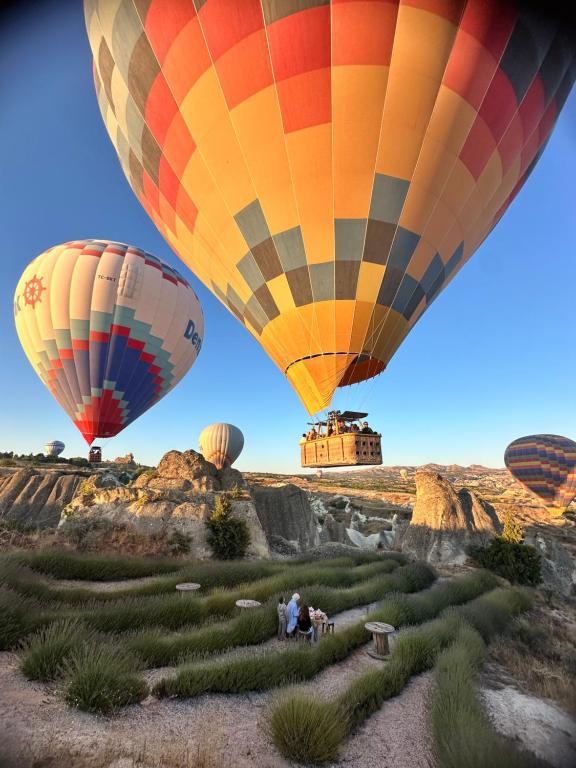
[[84, 0, 575, 414], [14, 240, 204, 444], [199, 423, 244, 469], [504, 434, 576, 509]]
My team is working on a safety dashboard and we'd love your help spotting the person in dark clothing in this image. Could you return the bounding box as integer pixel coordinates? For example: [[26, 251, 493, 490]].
[[361, 421, 373, 434], [297, 604, 315, 642], [297, 605, 312, 632]]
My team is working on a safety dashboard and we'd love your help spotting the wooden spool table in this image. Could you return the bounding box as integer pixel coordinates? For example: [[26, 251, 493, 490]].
[[235, 599, 262, 610], [365, 621, 395, 659], [175, 582, 201, 596]]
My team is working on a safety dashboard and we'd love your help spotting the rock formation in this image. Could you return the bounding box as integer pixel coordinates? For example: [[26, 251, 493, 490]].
[[113, 453, 135, 465], [524, 533, 576, 596], [402, 470, 501, 565], [0, 467, 85, 528], [319, 512, 349, 545], [250, 483, 320, 552], [59, 450, 269, 559]]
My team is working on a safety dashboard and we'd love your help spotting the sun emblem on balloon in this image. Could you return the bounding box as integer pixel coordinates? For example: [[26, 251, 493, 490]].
[[23, 275, 45, 309]]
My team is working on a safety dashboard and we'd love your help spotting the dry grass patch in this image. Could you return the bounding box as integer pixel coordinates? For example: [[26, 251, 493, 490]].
[[0, 738, 228, 768], [488, 608, 576, 715]]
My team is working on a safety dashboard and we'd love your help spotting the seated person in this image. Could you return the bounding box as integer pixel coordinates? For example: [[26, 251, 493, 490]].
[[360, 421, 373, 434], [297, 604, 315, 641]]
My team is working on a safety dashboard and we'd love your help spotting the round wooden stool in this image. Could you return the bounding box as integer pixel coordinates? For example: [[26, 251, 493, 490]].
[[365, 621, 395, 659]]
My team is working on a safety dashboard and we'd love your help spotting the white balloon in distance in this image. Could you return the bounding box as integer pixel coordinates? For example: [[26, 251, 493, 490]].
[[44, 440, 65, 457], [199, 423, 244, 470]]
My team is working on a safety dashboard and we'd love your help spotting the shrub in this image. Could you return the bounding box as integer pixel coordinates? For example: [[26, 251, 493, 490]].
[[62, 643, 148, 714], [206, 495, 250, 560], [167, 529, 193, 555], [450, 587, 533, 642], [162, 564, 431, 665], [20, 549, 180, 581], [501, 511, 523, 544], [228, 484, 243, 500], [21, 618, 91, 681], [468, 537, 541, 585], [153, 571, 494, 695], [267, 586, 532, 763], [0, 588, 44, 649], [266, 693, 346, 764], [431, 625, 541, 768], [67, 457, 90, 467]]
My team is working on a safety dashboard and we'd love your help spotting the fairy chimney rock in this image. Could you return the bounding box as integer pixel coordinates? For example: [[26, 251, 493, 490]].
[[402, 470, 501, 565]]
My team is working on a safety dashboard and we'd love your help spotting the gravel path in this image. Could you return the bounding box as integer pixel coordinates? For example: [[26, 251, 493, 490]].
[[0, 649, 434, 768], [142, 601, 378, 687], [334, 673, 434, 768], [43, 573, 174, 592], [0, 597, 436, 767]]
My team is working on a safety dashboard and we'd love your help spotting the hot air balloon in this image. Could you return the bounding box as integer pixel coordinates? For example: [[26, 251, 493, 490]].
[[14, 240, 204, 445], [44, 440, 65, 458], [199, 423, 244, 469], [84, 0, 575, 415], [504, 434, 576, 513]]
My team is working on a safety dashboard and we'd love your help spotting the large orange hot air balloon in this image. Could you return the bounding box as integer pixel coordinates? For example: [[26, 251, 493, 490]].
[[15, 241, 204, 444], [84, 0, 575, 414]]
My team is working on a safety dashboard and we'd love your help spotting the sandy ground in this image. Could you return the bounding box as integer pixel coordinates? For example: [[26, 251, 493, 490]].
[[0, 649, 433, 768], [3, 574, 571, 767], [0, 595, 436, 768]]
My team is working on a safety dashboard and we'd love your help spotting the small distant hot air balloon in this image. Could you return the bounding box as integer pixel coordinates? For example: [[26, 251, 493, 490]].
[[504, 434, 576, 514], [400, 469, 409, 481], [44, 440, 65, 458], [85, 0, 575, 415], [14, 240, 204, 445], [199, 424, 244, 470]]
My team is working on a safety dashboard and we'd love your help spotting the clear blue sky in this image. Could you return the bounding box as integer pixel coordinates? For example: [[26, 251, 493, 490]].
[[0, 0, 574, 473]]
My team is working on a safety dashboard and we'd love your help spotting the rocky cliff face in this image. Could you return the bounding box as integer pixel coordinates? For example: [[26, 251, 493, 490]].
[[0, 468, 85, 528], [60, 450, 269, 559], [524, 533, 576, 596], [250, 483, 321, 552], [402, 470, 501, 564]]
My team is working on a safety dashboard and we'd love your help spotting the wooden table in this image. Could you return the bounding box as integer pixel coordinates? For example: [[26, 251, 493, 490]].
[[175, 582, 201, 596], [365, 621, 395, 659], [235, 599, 262, 609]]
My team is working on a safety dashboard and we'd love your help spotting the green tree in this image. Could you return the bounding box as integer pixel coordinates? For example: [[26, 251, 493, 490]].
[[206, 493, 250, 560], [501, 511, 523, 544]]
